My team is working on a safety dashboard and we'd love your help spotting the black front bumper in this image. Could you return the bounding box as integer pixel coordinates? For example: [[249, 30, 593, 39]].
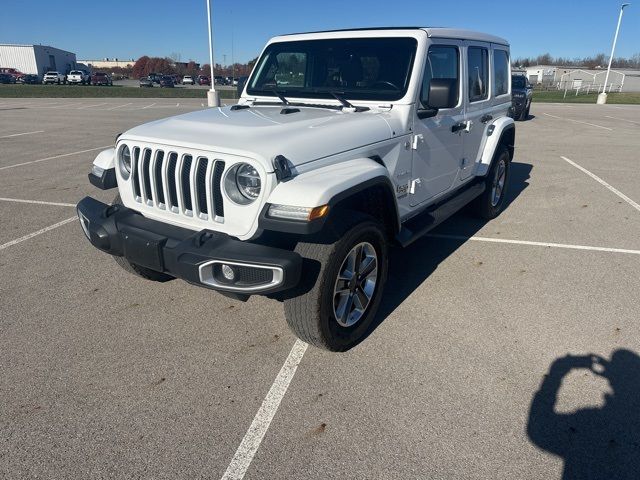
[[76, 197, 302, 295]]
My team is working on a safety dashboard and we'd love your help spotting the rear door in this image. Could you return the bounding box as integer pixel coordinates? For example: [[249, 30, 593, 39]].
[[461, 42, 491, 181], [410, 41, 465, 206]]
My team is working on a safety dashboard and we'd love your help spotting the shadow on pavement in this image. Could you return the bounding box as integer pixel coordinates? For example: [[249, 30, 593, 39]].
[[368, 161, 532, 337], [527, 350, 640, 479]]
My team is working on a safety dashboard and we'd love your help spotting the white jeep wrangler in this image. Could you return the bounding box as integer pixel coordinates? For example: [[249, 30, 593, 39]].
[[78, 28, 515, 351]]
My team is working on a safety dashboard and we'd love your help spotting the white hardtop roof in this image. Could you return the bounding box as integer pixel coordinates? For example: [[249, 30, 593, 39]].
[[273, 27, 509, 46], [424, 28, 509, 46]]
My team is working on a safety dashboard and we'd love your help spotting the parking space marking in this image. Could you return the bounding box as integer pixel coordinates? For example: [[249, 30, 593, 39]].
[[561, 156, 640, 213], [106, 103, 133, 110], [0, 145, 111, 170], [221, 339, 308, 480], [0, 197, 75, 207], [0, 217, 76, 251], [427, 234, 640, 256], [542, 113, 612, 131], [142, 103, 156, 109], [78, 103, 109, 110], [604, 115, 640, 126], [0, 130, 44, 139]]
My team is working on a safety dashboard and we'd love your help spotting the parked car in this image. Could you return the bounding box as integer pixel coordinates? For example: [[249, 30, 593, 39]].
[[183, 75, 195, 85], [17, 74, 40, 84], [67, 70, 91, 85], [236, 75, 249, 96], [43, 71, 66, 84], [198, 75, 211, 85], [0, 73, 17, 84], [159, 75, 174, 88], [511, 74, 533, 121], [77, 27, 515, 352], [147, 73, 162, 84], [214, 75, 225, 85], [0, 67, 24, 81], [139, 77, 153, 88], [91, 72, 113, 86]]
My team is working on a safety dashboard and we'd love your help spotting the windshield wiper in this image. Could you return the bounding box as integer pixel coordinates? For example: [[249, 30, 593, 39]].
[[329, 91, 354, 109], [270, 88, 290, 105], [328, 91, 369, 112]]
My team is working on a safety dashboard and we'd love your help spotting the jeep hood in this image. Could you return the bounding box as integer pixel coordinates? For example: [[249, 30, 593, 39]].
[[122, 105, 394, 169]]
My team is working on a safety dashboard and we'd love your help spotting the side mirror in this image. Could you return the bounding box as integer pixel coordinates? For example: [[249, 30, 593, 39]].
[[418, 78, 458, 119]]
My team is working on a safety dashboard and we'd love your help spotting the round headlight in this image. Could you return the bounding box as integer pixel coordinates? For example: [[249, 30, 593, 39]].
[[118, 144, 131, 180], [224, 163, 261, 205]]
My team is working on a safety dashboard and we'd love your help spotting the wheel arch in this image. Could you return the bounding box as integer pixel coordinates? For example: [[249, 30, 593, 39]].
[[476, 117, 516, 177], [259, 158, 401, 237]]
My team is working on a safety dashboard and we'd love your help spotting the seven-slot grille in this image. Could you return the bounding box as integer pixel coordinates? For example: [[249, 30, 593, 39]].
[[130, 146, 226, 222]]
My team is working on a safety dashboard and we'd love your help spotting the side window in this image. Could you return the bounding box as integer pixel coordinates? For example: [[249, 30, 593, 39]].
[[493, 49, 509, 96], [421, 45, 459, 107], [468, 47, 489, 102]]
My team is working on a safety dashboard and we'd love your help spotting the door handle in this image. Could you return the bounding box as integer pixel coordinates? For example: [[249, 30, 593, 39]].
[[451, 122, 466, 133], [480, 114, 493, 124]]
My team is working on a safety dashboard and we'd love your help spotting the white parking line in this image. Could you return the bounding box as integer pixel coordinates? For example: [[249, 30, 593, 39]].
[[0, 197, 75, 207], [543, 113, 612, 131], [106, 103, 133, 110], [427, 234, 640, 255], [142, 103, 156, 109], [561, 156, 640, 213], [0, 130, 44, 139], [604, 115, 640, 126], [221, 339, 308, 480], [0, 217, 76, 251], [0, 145, 111, 170], [78, 103, 109, 110]]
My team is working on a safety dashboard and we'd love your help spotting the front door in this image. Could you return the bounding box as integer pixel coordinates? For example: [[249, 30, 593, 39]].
[[411, 42, 464, 207]]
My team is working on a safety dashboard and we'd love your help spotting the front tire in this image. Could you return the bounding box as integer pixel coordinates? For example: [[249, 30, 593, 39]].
[[471, 145, 511, 220], [284, 217, 388, 351], [111, 194, 173, 282]]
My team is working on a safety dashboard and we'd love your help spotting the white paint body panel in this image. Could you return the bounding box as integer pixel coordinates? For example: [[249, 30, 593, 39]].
[[267, 158, 392, 207], [475, 117, 515, 176]]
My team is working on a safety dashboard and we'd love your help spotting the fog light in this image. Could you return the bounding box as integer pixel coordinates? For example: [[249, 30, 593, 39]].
[[221, 264, 235, 281]]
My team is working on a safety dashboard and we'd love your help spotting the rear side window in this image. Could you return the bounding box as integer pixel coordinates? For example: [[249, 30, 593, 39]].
[[468, 47, 489, 102], [421, 45, 459, 107], [493, 50, 510, 96]]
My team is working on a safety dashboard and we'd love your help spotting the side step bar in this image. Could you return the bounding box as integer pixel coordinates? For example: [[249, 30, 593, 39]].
[[396, 181, 485, 248]]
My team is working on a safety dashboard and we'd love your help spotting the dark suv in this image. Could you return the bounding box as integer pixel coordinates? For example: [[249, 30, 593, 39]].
[[511, 74, 532, 121]]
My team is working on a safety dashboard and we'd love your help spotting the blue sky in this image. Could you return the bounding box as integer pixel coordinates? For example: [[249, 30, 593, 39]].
[[1, 0, 638, 64]]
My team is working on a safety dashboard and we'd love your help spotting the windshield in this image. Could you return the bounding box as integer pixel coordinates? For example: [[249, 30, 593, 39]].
[[512, 76, 527, 89], [247, 37, 418, 102]]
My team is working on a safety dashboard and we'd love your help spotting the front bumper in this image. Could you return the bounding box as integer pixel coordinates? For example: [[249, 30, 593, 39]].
[[76, 197, 302, 295]]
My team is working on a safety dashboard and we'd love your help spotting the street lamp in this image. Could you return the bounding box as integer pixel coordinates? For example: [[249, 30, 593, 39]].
[[206, 0, 220, 107], [597, 3, 630, 104]]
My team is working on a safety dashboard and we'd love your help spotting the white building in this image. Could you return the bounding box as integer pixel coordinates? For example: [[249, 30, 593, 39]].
[[0, 44, 77, 77], [522, 64, 640, 92], [78, 58, 136, 69]]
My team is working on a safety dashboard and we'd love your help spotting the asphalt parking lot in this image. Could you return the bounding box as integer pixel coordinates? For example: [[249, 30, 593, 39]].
[[1, 98, 639, 479]]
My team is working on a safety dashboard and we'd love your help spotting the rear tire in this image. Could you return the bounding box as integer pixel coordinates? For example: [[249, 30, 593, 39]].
[[471, 145, 511, 220], [111, 194, 173, 282], [284, 216, 388, 351]]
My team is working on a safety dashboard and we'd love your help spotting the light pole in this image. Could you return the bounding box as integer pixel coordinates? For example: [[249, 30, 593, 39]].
[[206, 0, 220, 107], [597, 3, 630, 104]]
